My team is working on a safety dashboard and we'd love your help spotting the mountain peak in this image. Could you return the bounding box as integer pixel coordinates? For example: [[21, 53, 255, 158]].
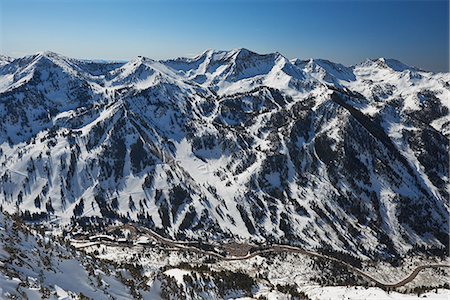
[[29, 51, 79, 72], [358, 57, 419, 72], [379, 58, 421, 72], [0, 54, 14, 67], [229, 48, 285, 61], [292, 57, 355, 84], [192, 48, 215, 60], [37, 50, 61, 57], [135, 55, 155, 63], [230, 47, 254, 57], [35, 50, 68, 62]]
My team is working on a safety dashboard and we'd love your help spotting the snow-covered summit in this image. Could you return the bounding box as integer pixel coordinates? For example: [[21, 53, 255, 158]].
[[292, 58, 356, 86], [357, 57, 421, 73], [163, 48, 312, 94]]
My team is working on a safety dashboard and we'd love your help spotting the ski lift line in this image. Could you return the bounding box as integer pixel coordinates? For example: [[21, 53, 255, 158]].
[[5, 168, 28, 178]]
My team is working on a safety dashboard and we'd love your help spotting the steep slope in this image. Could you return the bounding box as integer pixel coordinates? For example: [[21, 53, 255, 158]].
[[0, 51, 110, 144], [0, 209, 152, 299], [0, 50, 448, 261]]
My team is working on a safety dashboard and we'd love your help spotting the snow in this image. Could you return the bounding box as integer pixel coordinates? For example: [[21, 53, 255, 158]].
[[79, 240, 450, 300], [55, 284, 70, 300], [135, 235, 151, 244], [301, 286, 450, 300], [0, 209, 150, 299], [0, 48, 448, 266], [0, 41, 450, 299], [146, 278, 163, 300], [164, 268, 191, 285], [174, 137, 251, 237], [89, 234, 115, 241]]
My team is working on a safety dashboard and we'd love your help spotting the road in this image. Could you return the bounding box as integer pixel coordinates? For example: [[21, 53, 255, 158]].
[[73, 224, 449, 289]]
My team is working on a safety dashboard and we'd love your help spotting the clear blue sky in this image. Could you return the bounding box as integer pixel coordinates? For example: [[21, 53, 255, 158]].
[[0, 0, 448, 72]]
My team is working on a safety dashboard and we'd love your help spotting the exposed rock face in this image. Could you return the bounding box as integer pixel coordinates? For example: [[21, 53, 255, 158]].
[[0, 49, 448, 259]]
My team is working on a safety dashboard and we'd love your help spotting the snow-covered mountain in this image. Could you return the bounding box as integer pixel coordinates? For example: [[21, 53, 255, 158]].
[[0, 49, 448, 261], [163, 48, 314, 95], [0, 55, 14, 68]]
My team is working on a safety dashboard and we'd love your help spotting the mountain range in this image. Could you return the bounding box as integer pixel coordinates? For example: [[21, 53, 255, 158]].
[[0, 48, 448, 261]]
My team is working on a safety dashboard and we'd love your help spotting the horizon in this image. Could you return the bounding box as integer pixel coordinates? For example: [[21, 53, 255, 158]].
[[0, 0, 449, 72]]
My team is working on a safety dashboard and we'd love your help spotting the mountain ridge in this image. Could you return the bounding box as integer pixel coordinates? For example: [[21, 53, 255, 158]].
[[3, 48, 440, 73], [0, 49, 448, 261]]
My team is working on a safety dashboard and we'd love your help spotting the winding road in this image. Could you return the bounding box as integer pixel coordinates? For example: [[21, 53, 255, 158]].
[[73, 224, 449, 289]]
